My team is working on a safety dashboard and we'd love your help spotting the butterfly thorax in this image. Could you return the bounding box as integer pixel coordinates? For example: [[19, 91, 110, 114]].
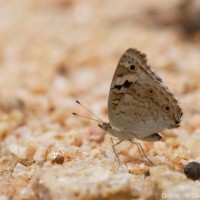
[[98, 122, 118, 138]]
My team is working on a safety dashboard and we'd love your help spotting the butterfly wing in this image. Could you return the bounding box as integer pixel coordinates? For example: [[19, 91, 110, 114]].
[[108, 48, 182, 140]]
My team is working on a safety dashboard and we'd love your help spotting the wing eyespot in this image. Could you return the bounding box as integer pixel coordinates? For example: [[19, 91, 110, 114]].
[[130, 65, 135, 70], [147, 89, 154, 95], [163, 105, 170, 112]]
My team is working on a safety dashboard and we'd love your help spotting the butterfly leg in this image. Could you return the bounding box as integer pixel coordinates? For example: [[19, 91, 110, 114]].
[[111, 138, 123, 164], [131, 141, 154, 166]]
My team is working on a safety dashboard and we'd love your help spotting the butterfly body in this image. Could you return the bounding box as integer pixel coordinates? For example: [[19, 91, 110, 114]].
[[98, 122, 137, 141], [99, 48, 182, 142]]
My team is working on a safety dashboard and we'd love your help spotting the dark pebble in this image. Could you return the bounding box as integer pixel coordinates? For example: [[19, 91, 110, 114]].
[[184, 162, 200, 180]]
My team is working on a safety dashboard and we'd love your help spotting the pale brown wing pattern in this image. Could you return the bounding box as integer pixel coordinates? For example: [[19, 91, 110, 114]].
[[108, 48, 182, 140]]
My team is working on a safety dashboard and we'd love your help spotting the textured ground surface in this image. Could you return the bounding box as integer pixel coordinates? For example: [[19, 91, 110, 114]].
[[0, 0, 200, 199]]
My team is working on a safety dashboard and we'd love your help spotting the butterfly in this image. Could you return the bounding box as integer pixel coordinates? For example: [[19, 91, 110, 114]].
[[98, 48, 182, 162], [74, 48, 182, 164]]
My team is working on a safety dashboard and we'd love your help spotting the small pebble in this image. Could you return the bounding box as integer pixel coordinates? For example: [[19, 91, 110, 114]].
[[184, 162, 200, 180], [52, 155, 64, 164]]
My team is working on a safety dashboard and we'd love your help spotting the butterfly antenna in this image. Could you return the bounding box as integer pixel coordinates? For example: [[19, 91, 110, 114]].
[[72, 113, 102, 123], [75, 100, 103, 123]]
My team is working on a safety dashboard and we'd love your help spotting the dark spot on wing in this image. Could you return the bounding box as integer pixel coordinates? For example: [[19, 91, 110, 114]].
[[124, 80, 132, 88], [130, 65, 135, 70], [163, 105, 170, 112], [114, 85, 123, 90], [114, 80, 132, 90], [147, 88, 154, 95], [166, 106, 170, 111]]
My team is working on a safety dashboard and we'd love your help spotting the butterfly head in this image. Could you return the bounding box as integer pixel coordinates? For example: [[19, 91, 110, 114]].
[[98, 122, 112, 132]]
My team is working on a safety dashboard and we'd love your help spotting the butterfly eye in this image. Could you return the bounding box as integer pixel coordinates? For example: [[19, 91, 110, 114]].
[[163, 105, 170, 112], [130, 65, 135, 70]]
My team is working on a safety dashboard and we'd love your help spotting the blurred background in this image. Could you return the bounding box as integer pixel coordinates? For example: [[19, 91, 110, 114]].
[[1, 1, 200, 90]]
